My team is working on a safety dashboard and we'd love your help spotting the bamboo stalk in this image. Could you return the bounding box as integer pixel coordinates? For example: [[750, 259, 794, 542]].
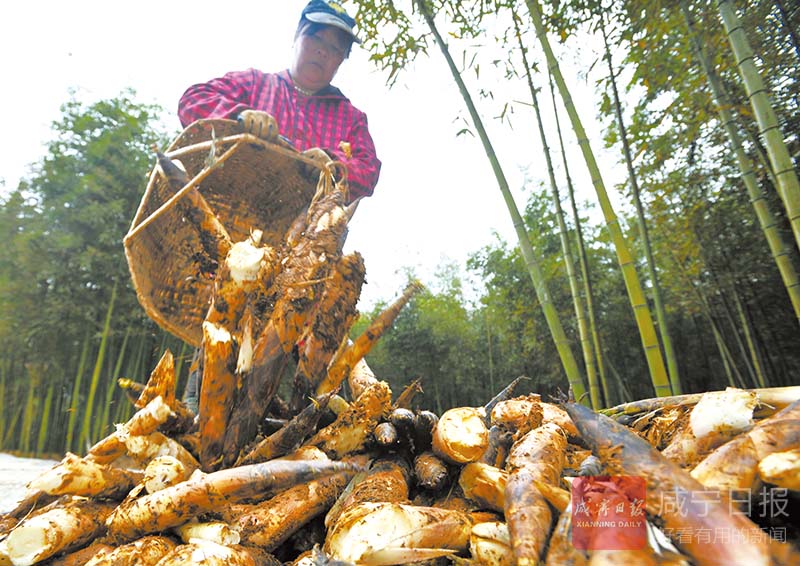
[[599, 12, 681, 395], [681, 2, 800, 325], [513, 14, 601, 408], [731, 286, 768, 388], [526, 0, 672, 398], [696, 245, 759, 388], [0, 361, 6, 450], [601, 385, 800, 418], [79, 282, 117, 450], [773, 0, 800, 62], [711, 316, 745, 389], [20, 363, 44, 455], [95, 327, 131, 441], [65, 351, 86, 450], [3, 390, 24, 450], [669, 250, 745, 389], [718, 0, 800, 253], [548, 71, 612, 407], [414, 0, 589, 404]]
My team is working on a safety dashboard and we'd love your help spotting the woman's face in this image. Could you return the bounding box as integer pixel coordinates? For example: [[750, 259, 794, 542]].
[[291, 25, 350, 92]]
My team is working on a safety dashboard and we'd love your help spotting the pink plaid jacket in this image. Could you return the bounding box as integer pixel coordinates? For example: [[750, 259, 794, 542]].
[[178, 69, 381, 200]]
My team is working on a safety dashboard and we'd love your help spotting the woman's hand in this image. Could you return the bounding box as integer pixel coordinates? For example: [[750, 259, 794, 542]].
[[237, 110, 279, 142]]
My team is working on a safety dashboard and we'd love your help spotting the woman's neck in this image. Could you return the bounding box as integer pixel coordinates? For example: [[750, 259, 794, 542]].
[[289, 72, 318, 96]]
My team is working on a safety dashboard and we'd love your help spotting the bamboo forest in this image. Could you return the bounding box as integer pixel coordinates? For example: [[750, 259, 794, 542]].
[[1, 0, 799, 458]]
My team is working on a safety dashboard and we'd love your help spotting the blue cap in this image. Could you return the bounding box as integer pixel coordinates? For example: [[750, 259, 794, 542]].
[[301, 1, 361, 44]]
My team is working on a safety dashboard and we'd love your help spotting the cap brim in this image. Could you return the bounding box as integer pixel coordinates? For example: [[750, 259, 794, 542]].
[[305, 12, 361, 43]]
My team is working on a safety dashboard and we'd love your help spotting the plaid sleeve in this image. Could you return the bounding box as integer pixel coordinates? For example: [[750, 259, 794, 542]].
[[177, 69, 261, 127], [327, 110, 381, 202]]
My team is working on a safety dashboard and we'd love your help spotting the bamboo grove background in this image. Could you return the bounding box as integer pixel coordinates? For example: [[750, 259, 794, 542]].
[[1, 0, 799, 457]]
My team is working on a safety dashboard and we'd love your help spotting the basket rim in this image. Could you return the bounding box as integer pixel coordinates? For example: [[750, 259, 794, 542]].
[[124, 118, 324, 347]]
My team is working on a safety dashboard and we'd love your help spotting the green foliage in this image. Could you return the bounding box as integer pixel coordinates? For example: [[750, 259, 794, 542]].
[[355, 266, 495, 413], [0, 92, 188, 456], [344, 0, 800, 406], [3, 0, 800, 453], [1, 93, 167, 348]]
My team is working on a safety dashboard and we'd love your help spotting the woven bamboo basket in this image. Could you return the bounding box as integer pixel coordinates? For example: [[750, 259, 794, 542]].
[[124, 119, 321, 347]]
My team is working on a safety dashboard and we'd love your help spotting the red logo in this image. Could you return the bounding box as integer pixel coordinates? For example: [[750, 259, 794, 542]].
[[571, 476, 647, 550]]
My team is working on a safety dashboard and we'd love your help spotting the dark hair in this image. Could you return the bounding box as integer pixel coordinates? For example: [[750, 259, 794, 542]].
[[295, 20, 353, 58]]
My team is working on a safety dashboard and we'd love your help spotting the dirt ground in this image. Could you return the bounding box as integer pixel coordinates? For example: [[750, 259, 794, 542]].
[[0, 453, 59, 514]]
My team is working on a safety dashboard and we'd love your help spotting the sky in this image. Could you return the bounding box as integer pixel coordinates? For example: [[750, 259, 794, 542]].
[[1, 1, 628, 311]]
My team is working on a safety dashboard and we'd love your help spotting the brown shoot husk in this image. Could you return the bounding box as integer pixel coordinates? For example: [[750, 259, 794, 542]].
[[4, 497, 116, 566], [84, 535, 177, 566], [306, 381, 392, 459], [27, 452, 143, 499], [105, 459, 363, 543], [86, 396, 173, 464], [316, 280, 424, 396], [564, 402, 776, 566]]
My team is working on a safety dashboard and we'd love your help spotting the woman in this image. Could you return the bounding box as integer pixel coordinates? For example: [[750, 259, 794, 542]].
[[178, 0, 381, 203]]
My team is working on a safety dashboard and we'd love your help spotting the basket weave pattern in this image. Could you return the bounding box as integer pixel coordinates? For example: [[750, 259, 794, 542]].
[[125, 119, 320, 346]]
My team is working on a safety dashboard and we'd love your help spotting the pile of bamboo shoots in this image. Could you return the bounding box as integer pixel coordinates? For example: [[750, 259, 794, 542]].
[[1, 156, 799, 565]]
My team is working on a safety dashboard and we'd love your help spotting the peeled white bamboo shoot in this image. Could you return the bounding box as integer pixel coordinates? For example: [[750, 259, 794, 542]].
[[470, 521, 513, 566], [432, 407, 489, 464], [325, 502, 471, 564], [663, 388, 757, 467], [175, 521, 241, 546], [125, 432, 200, 472], [27, 452, 142, 499], [459, 462, 507, 512], [87, 396, 173, 464], [4, 497, 115, 566], [757, 448, 800, 490], [143, 455, 193, 494]]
